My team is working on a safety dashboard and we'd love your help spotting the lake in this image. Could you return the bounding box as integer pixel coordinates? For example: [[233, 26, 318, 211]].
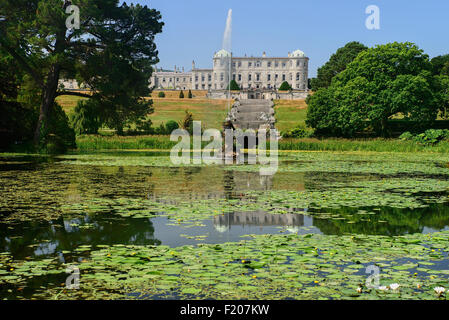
[[1, 151, 449, 299]]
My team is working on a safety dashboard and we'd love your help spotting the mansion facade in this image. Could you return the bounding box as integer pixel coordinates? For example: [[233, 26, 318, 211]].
[[149, 49, 309, 97]]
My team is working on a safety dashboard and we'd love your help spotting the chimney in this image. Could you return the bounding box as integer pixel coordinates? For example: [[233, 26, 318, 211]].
[[192, 60, 195, 70]]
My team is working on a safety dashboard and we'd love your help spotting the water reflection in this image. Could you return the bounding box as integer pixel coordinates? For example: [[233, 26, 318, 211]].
[[214, 210, 306, 231], [0, 215, 160, 260]]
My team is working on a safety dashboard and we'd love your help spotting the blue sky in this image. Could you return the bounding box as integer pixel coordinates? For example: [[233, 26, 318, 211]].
[[137, 0, 449, 77]]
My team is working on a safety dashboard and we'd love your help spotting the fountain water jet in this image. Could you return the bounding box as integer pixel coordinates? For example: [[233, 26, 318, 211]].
[[222, 9, 232, 53]]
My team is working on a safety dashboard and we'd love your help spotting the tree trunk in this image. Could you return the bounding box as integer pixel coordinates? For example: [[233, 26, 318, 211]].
[[33, 64, 61, 147], [380, 117, 389, 138]]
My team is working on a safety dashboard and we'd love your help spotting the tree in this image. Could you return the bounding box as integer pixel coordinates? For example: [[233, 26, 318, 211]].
[[431, 55, 449, 76], [179, 90, 184, 98], [278, 81, 292, 91], [188, 90, 193, 99], [158, 92, 165, 98], [69, 99, 102, 135], [165, 120, 179, 133], [227, 80, 240, 91], [306, 42, 443, 137], [179, 110, 193, 134], [310, 41, 367, 91], [0, 0, 163, 145]]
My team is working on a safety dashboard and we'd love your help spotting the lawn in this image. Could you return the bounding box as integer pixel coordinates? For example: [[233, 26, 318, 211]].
[[56, 92, 308, 133]]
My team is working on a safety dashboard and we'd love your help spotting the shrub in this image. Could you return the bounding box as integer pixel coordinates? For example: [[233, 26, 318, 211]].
[[227, 80, 240, 91], [165, 120, 179, 134], [135, 118, 154, 134], [158, 91, 165, 98], [399, 129, 449, 146], [282, 125, 312, 138], [69, 99, 102, 135], [188, 90, 193, 99], [179, 90, 184, 98], [279, 81, 292, 91], [399, 132, 414, 141]]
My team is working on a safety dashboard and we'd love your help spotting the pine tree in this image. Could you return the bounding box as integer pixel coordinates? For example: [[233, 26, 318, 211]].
[[188, 90, 193, 98], [279, 81, 292, 91], [179, 90, 184, 98]]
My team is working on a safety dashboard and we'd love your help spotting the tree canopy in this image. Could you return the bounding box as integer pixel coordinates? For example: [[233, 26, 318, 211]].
[[0, 0, 164, 145], [431, 55, 449, 76], [279, 81, 292, 91], [306, 42, 445, 137], [227, 80, 240, 91], [310, 41, 367, 91]]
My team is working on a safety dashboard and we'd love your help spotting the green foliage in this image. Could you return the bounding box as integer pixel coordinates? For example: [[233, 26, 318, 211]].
[[436, 75, 449, 119], [42, 103, 76, 154], [179, 110, 194, 134], [158, 92, 166, 98], [278, 81, 292, 91], [281, 125, 312, 138], [165, 120, 179, 133], [400, 129, 449, 146], [227, 79, 240, 91], [431, 55, 449, 76], [179, 90, 184, 98], [69, 99, 102, 135], [311, 41, 367, 91], [307, 42, 443, 137], [188, 90, 193, 99], [0, 0, 164, 146], [135, 117, 153, 134]]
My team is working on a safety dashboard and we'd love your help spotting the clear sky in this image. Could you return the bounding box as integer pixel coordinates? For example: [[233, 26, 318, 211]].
[[136, 0, 449, 77]]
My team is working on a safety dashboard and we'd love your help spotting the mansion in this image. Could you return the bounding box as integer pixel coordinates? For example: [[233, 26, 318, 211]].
[[59, 49, 310, 100], [149, 49, 309, 99]]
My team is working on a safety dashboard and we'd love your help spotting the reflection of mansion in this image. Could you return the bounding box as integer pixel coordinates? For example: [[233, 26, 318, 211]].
[[150, 49, 309, 100]]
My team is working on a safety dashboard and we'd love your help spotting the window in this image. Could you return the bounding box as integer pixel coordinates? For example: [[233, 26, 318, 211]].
[[248, 74, 252, 81], [256, 61, 261, 67], [296, 60, 300, 67], [296, 73, 300, 81], [195, 76, 198, 81], [195, 84, 199, 89], [238, 74, 242, 81], [248, 62, 252, 67], [275, 74, 278, 80], [232, 74, 236, 81], [256, 74, 260, 81], [267, 62, 272, 68], [275, 62, 279, 67], [220, 73, 224, 81], [290, 74, 292, 81], [201, 75, 205, 82], [232, 62, 236, 67], [267, 74, 271, 81], [282, 62, 286, 68], [282, 74, 286, 81], [162, 78, 166, 82], [238, 61, 242, 67], [208, 74, 212, 81]]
